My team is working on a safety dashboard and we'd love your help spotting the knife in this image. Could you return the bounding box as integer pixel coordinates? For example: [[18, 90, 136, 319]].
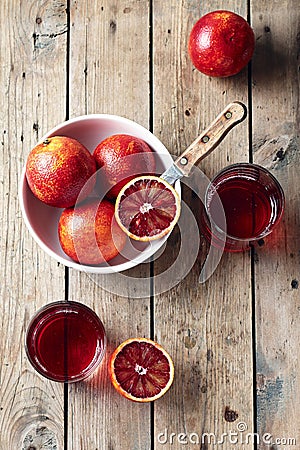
[[161, 101, 247, 185]]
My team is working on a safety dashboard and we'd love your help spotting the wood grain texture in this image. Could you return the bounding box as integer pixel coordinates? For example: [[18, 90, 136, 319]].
[[0, 0, 67, 448], [67, 1, 151, 449], [251, 1, 300, 448], [0, 1, 298, 449], [69, 0, 150, 122], [152, 1, 254, 448]]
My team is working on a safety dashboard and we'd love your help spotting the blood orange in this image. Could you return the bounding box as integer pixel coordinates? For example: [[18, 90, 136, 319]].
[[93, 134, 156, 199], [188, 10, 255, 78], [26, 136, 96, 208], [58, 198, 127, 265], [109, 338, 174, 402], [115, 175, 181, 241]]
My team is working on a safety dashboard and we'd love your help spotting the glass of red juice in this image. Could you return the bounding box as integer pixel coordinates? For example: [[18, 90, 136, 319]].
[[201, 163, 285, 252], [26, 301, 106, 382]]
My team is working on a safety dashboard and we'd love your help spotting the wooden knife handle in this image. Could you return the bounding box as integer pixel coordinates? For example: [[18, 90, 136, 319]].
[[174, 102, 247, 177]]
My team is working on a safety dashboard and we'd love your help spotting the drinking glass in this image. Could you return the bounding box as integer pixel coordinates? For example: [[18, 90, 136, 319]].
[[201, 163, 285, 252], [26, 301, 106, 382]]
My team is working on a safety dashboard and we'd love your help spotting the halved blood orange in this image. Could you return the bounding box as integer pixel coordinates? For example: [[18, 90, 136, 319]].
[[109, 338, 174, 402], [115, 175, 181, 241]]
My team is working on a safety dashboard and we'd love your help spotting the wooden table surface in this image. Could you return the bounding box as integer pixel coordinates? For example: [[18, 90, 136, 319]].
[[1, 1, 299, 449]]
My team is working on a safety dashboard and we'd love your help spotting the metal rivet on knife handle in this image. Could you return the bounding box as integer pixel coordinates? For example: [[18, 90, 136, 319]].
[[180, 157, 188, 166], [201, 135, 210, 143], [225, 111, 232, 119]]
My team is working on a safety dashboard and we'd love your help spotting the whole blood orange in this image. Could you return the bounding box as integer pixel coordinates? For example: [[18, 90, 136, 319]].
[[93, 134, 156, 199], [109, 338, 174, 402], [188, 10, 255, 77], [58, 198, 127, 265], [115, 175, 181, 241], [26, 136, 96, 208]]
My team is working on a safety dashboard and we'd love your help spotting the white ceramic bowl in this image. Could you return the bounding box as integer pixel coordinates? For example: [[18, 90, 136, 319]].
[[19, 114, 180, 273]]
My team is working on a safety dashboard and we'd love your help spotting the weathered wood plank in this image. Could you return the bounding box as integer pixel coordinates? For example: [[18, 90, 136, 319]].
[[68, 1, 151, 448], [0, 0, 67, 448], [251, 1, 300, 448], [1, 1, 297, 449], [152, 1, 254, 448]]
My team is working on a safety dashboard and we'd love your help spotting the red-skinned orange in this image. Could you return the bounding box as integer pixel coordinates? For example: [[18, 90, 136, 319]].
[[93, 134, 156, 199], [26, 136, 96, 208], [188, 10, 255, 77], [58, 198, 126, 265]]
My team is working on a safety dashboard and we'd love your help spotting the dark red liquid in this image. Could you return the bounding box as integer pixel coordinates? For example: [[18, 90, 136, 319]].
[[26, 302, 106, 382], [202, 164, 285, 252], [209, 178, 273, 239]]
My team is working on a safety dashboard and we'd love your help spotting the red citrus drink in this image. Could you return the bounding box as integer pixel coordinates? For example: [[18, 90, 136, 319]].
[[26, 301, 106, 382], [202, 163, 285, 252]]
